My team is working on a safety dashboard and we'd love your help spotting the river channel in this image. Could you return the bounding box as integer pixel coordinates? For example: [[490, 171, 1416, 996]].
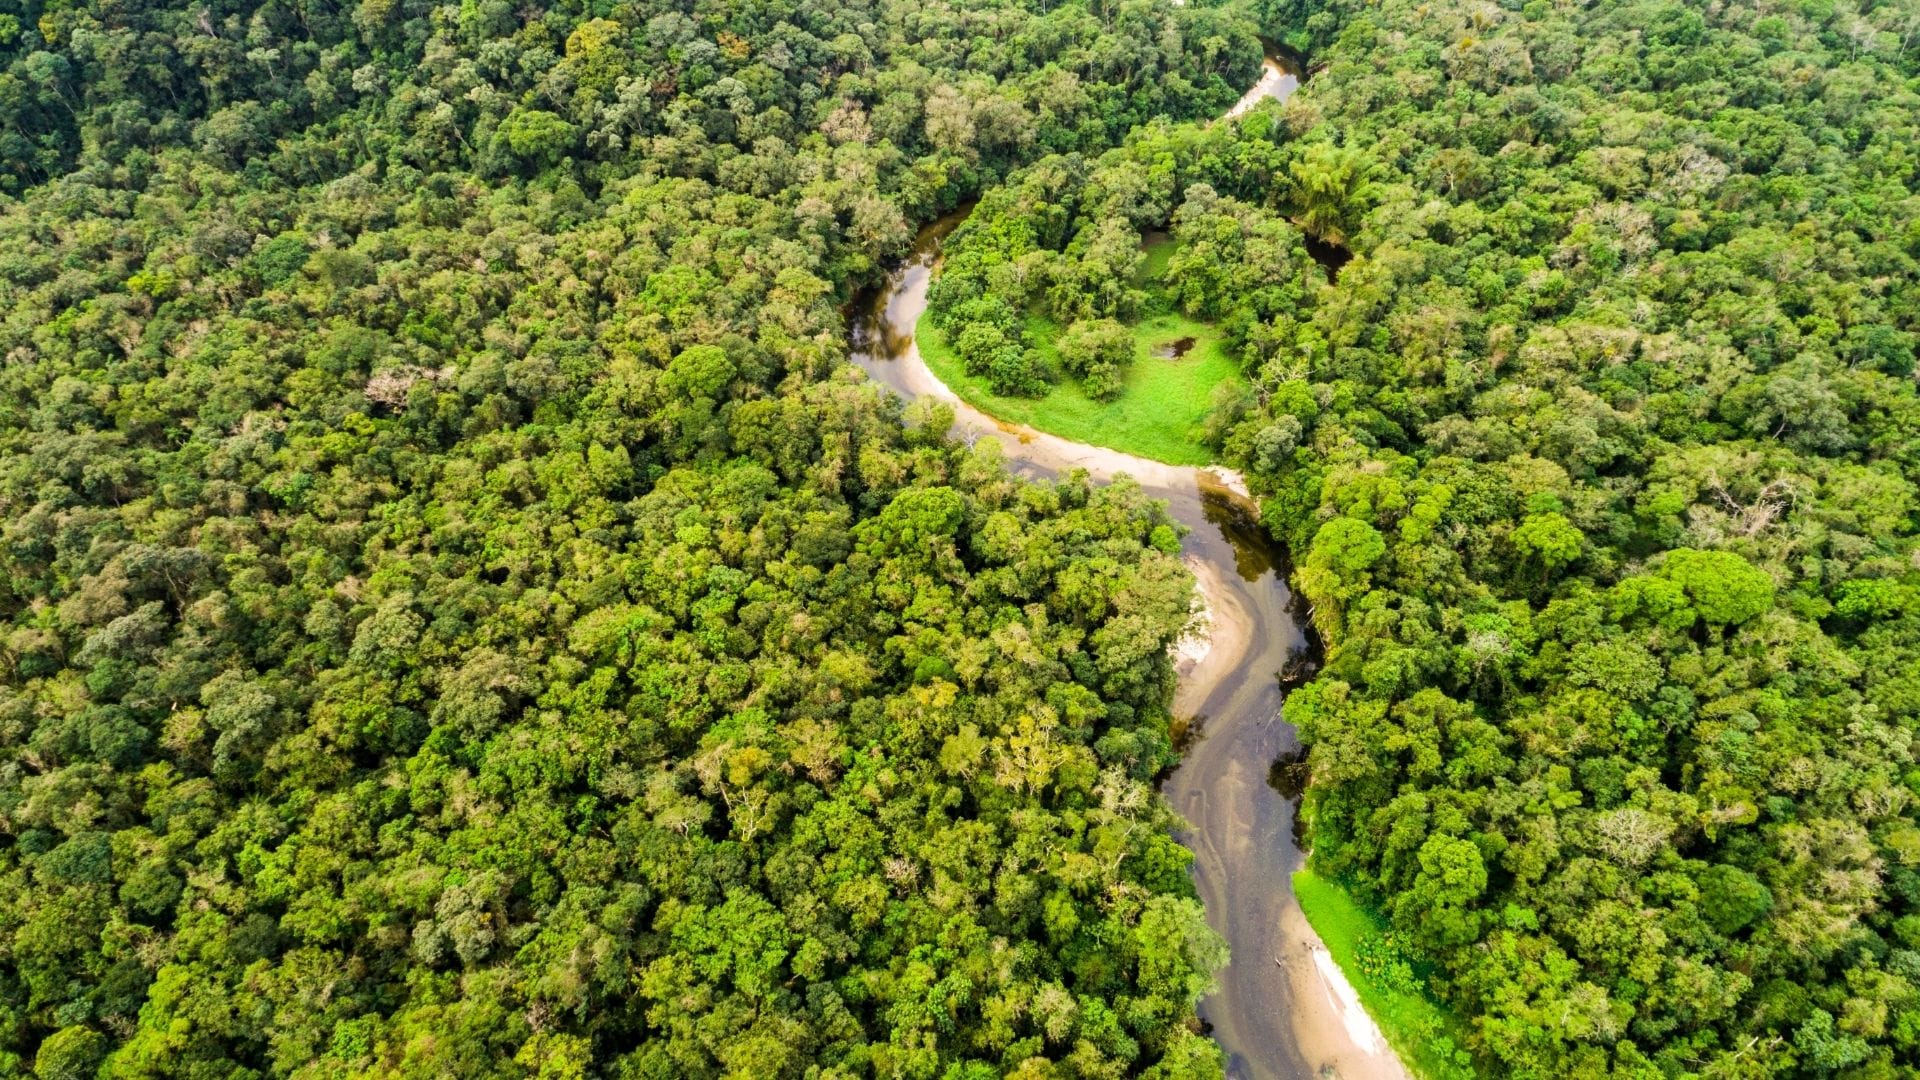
[[846, 50, 1410, 1080]]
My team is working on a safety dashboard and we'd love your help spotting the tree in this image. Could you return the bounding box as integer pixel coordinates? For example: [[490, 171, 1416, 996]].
[[1398, 835, 1487, 949], [33, 1026, 108, 1080], [1056, 317, 1135, 401], [1287, 143, 1374, 247], [495, 107, 577, 169], [1659, 549, 1775, 627], [1697, 864, 1773, 936], [1512, 511, 1583, 578]]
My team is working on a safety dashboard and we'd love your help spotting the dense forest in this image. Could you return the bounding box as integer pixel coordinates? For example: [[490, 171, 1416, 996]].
[[6, 0, 1920, 1074], [887, 0, 1920, 1071], [0, 0, 1268, 1075], [1237, 0, 1918, 1074]]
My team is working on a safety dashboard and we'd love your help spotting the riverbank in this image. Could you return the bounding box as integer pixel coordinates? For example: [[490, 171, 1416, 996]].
[[1295, 871, 1476, 1080], [1176, 562, 1410, 1080]]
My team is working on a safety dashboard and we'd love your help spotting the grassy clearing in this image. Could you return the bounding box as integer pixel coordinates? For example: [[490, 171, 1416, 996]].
[[1137, 233, 1178, 285], [1292, 869, 1479, 1080], [916, 308, 1241, 466]]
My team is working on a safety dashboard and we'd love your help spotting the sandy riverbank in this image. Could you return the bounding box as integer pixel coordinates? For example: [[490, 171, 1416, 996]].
[[1176, 557, 1407, 1080]]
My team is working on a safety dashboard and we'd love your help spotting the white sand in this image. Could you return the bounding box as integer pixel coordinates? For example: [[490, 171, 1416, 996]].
[[1313, 944, 1388, 1055], [1172, 554, 1219, 674]]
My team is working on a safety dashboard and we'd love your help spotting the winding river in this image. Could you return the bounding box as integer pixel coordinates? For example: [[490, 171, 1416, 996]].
[[847, 53, 1410, 1080]]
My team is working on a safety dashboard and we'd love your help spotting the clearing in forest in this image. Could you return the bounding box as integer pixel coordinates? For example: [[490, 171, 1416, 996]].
[[918, 233, 1251, 466]]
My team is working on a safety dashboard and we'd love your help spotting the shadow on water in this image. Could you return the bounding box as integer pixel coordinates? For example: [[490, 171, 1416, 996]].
[[1305, 234, 1353, 280], [1153, 336, 1199, 359], [1267, 746, 1310, 802], [1198, 484, 1325, 676], [1199, 486, 1275, 583], [1268, 746, 1312, 850], [1170, 712, 1208, 756]]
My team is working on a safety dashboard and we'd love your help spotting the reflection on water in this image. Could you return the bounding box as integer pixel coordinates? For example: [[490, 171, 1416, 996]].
[[1267, 746, 1313, 851], [1199, 484, 1275, 583], [847, 203, 972, 367], [1224, 52, 1303, 121], [1170, 711, 1208, 756], [1267, 746, 1310, 802]]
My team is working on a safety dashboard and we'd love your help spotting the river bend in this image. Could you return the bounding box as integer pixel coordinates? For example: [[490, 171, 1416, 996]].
[[846, 54, 1410, 1079]]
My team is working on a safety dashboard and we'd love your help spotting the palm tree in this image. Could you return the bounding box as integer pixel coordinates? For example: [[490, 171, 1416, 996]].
[[1287, 142, 1376, 248]]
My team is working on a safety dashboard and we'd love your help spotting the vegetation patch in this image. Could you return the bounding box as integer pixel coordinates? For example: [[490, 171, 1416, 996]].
[[1292, 870, 1477, 1080], [919, 160, 1327, 464], [917, 308, 1242, 466]]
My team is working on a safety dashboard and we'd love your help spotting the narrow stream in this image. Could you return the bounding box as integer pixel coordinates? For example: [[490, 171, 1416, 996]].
[[845, 52, 1410, 1080]]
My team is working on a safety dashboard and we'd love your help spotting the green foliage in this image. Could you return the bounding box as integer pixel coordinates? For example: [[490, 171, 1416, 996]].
[[1293, 871, 1476, 1080], [662, 344, 736, 401], [917, 310, 1246, 466], [0, 0, 1261, 1074], [1511, 511, 1583, 576], [1286, 142, 1374, 247], [1057, 318, 1135, 401], [1310, 516, 1385, 574], [1224, 0, 1920, 1072], [1659, 548, 1777, 627], [495, 108, 577, 168], [32, 1026, 108, 1080], [1297, 515, 1385, 624], [1698, 864, 1774, 937], [1352, 930, 1422, 996]]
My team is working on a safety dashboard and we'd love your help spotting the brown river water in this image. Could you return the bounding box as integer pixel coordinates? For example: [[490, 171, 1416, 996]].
[[845, 53, 1410, 1080]]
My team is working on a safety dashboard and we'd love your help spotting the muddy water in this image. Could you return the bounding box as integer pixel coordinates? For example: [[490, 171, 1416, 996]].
[[847, 83, 1410, 1074]]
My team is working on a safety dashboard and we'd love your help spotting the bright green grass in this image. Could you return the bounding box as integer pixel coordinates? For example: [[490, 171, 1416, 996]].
[[915, 308, 1242, 467], [1137, 233, 1178, 286], [1292, 869, 1478, 1080]]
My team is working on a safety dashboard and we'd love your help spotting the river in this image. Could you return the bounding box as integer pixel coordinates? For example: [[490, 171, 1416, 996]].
[[845, 50, 1410, 1080]]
